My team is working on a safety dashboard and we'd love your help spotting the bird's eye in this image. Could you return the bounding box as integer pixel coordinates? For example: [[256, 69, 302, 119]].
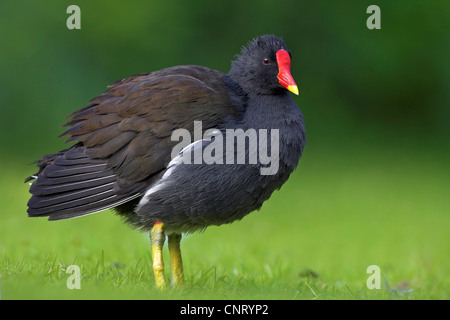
[[263, 58, 270, 65]]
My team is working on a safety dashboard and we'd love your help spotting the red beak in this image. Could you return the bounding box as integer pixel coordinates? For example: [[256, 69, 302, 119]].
[[276, 49, 299, 95]]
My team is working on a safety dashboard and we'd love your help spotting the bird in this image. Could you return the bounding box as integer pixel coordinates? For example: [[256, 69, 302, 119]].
[[26, 34, 307, 289]]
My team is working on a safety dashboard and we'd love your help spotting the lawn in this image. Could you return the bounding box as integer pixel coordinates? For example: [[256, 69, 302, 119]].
[[0, 136, 449, 300]]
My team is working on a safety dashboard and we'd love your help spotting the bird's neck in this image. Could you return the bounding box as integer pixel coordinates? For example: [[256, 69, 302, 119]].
[[243, 92, 306, 171], [243, 92, 291, 125], [222, 75, 306, 168]]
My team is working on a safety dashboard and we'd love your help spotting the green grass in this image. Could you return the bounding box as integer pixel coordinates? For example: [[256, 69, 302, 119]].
[[1, 140, 449, 299]]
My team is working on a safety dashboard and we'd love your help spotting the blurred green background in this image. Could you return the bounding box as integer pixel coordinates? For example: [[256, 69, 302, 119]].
[[0, 0, 449, 299]]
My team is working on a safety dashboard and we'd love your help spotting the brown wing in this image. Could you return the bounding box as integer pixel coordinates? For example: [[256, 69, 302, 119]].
[[61, 65, 238, 181], [27, 65, 241, 220]]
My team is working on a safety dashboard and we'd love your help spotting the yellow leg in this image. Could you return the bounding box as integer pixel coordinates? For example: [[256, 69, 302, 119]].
[[168, 233, 184, 287], [150, 222, 166, 289]]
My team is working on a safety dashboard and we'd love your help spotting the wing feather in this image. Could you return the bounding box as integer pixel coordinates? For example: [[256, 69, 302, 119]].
[[27, 65, 242, 220]]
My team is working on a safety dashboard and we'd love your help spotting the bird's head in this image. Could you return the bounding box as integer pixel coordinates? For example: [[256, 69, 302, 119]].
[[229, 35, 298, 96]]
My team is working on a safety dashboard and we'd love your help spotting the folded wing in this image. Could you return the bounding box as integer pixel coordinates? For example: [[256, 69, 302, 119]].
[[27, 66, 241, 220]]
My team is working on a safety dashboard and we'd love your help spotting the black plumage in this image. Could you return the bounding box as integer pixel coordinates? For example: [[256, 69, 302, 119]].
[[26, 36, 306, 287]]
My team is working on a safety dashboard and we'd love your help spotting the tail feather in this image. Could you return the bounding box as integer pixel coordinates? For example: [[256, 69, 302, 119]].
[[28, 183, 116, 210], [31, 170, 114, 186], [43, 163, 108, 178], [30, 175, 116, 196], [46, 194, 141, 221], [26, 145, 144, 220]]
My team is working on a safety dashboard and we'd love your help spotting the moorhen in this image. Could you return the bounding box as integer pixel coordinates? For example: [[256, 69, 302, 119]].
[[26, 35, 307, 288]]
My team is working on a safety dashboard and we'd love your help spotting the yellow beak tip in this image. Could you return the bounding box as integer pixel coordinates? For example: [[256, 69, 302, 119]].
[[287, 85, 299, 95]]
